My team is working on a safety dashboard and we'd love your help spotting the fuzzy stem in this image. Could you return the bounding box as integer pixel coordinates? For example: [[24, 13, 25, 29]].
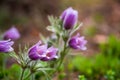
[[24, 72, 33, 80], [20, 68, 25, 80], [50, 38, 68, 75], [58, 38, 68, 69], [2, 54, 9, 80], [31, 74, 35, 80]]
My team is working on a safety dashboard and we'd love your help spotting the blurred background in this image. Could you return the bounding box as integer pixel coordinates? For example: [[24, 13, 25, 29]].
[[0, 0, 120, 80], [0, 0, 120, 52]]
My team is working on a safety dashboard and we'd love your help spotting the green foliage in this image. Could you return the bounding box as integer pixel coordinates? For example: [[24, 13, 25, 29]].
[[58, 72, 66, 80], [105, 70, 116, 80], [70, 35, 120, 79], [47, 16, 63, 35], [71, 54, 120, 79], [100, 35, 120, 57], [78, 75, 87, 80], [0, 53, 21, 80]]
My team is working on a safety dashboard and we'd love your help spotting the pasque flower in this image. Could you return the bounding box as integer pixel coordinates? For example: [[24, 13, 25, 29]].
[[28, 41, 58, 61], [60, 7, 78, 30], [3, 26, 20, 40], [0, 39, 14, 53], [69, 33, 87, 50]]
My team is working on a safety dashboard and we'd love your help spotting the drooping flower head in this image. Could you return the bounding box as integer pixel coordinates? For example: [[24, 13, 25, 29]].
[[28, 41, 58, 61], [69, 33, 87, 50], [0, 39, 14, 53], [3, 26, 20, 40], [60, 7, 78, 30]]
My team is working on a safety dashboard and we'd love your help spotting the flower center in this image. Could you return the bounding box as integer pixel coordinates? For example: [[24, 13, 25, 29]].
[[46, 52, 51, 57]]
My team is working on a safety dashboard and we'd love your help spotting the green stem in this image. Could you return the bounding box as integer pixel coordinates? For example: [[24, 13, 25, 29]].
[[20, 68, 25, 80], [24, 72, 33, 80], [2, 54, 9, 80], [42, 70, 52, 80], [50, 39, 68, 75], [57, 39, 68, 69], [31, 74, 35, 80]]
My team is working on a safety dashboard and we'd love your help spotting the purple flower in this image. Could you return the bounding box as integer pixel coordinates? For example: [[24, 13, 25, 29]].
[[28, 41, 58, 61], [69, 33, 87, 50], [60, 7, 78, 30], [41, 46, 58, 61], [0, 39, 14, 53], [3, 26, 20, 40]]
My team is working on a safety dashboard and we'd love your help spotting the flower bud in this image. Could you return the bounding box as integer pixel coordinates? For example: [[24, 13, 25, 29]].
[[60, 7, 78, 30], [0, 39, 14, 53], [28, 41, 58, 61], [3, 26, 20, 40], [69, 33, 87, 50]]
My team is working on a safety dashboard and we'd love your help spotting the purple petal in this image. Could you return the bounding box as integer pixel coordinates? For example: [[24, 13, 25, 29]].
[[63, 10, 78, 29], [60, 7, 73, 20], [60, 7, 78, 30], [40, 46, 58, 61], [3, 26, 20, 40], [69, 33, 87, 50], [69, 38, 78, 49], [0, 39, 14, 53], [28, 41, 42, 60]]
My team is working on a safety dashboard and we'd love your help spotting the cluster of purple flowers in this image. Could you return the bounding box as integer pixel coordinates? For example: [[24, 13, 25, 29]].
[[60, 7, 87, 50], [28, 41, 58, 61], [0, 26, 20, 53], [0, 7, 87, 62], [0, 7, 88, 80]]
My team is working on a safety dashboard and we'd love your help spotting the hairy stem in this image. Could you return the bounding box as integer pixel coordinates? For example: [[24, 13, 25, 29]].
[[58, 38, 68, 69], [20, 68, 25, 80], [24, 72, 33, 80]]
